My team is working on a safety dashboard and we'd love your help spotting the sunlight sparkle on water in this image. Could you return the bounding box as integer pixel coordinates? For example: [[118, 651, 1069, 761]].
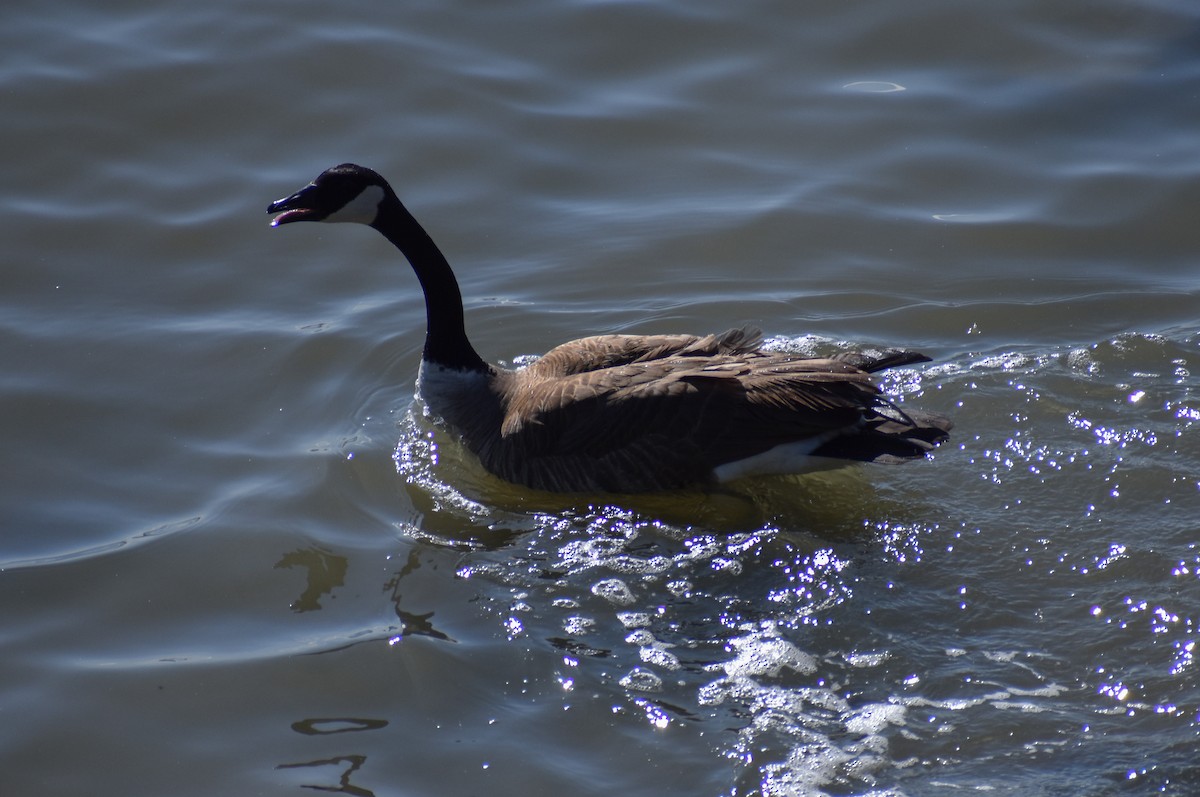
[[634, 697, 671, 729]]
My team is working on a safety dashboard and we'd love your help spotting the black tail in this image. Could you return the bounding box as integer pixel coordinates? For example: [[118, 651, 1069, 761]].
[[812, 405, 953, 463], [817, 348, 951, 463]]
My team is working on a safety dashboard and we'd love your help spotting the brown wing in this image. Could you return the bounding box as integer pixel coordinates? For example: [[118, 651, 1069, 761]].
[[487, 354, 880, 492], [526, 326, 764, 378]]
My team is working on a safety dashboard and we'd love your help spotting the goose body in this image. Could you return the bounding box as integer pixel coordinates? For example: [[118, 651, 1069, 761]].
[[269, 164, 951, 493]]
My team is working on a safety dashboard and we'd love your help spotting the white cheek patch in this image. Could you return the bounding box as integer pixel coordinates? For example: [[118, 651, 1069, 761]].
[[325, 184, 385, 224]]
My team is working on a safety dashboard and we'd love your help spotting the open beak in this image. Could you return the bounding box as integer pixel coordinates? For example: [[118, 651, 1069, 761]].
[[267, 184, 320, 226]]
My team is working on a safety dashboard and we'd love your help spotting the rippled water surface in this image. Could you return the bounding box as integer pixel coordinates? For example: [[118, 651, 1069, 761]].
[[3, 0, 1200, 794]]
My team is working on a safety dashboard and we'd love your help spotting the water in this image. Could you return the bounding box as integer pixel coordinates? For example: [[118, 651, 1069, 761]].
[[2, 0, 1199, 794]]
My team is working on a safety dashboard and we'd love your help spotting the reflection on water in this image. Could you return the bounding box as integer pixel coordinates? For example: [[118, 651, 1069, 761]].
[[383, 549, 456, 643], [276, 548, 348, 612], [278, 754, 374, 797], [281, 721, 388, 797]]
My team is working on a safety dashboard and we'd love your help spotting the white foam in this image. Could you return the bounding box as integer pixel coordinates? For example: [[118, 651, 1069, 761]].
[[590, 578, 636, 606], [723, 637, 818, 679]]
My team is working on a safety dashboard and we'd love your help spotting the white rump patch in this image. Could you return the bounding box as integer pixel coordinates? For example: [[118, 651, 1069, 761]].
[[325, 184, 385, 225], [712, 434, 842, 483]]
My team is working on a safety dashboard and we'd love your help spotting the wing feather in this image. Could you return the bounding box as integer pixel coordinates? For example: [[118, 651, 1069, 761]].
[[527, 326, 764, 378], [490, 352, 890, 490]]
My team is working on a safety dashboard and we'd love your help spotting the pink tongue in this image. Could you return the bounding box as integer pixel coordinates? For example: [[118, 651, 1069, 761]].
[[270, 208, 311, 226]]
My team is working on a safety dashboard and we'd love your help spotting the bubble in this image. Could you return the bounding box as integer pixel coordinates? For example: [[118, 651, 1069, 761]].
[[724, 637, 818, 679], [590, 578, 636, 606], [562, 615, 595, 635], [619, 667, 663, 693], [845, 703, 907, 736], [616, 611, 652, 629]]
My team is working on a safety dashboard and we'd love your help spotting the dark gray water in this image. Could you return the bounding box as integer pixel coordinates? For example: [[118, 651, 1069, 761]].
[[3, 0, 1199, 794]]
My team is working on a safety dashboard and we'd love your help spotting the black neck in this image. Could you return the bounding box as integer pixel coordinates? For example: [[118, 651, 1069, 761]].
[[372, 192, 488, 372]]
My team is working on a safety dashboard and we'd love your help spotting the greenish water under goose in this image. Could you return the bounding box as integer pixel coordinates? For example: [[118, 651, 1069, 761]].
[[3, 0, 1200, 794]]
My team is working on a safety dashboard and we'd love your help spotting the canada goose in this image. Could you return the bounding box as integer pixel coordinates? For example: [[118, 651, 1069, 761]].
[[268, 164, 951, 493]]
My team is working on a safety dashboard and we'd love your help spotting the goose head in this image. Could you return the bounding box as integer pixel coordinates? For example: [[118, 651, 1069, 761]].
[[268, 164, 487, 373], [268, 163, 391, 227]]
